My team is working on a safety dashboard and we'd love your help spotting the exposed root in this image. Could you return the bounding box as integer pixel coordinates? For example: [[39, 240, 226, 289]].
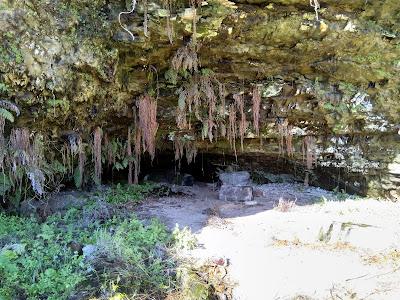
[[310, 0, 320, 21], [118, 0, 137, 41]]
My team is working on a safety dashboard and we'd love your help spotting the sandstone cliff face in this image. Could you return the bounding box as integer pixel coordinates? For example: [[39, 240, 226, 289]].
[[0, 0, 399, 199]]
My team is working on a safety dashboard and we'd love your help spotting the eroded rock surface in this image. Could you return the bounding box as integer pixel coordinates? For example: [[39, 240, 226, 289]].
[[0, 0, 399, 198]]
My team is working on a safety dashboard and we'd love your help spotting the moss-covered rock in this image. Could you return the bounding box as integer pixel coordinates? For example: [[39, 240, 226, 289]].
[[0, 0, 399, 198]]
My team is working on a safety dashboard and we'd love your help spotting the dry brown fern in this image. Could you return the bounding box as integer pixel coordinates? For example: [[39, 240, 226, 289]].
[[252, 86, 261, 136], [234, 93, 247, 152], [93, 127, 102, 184], [137, 94, 158, 161], [171, 45, 199, 73]]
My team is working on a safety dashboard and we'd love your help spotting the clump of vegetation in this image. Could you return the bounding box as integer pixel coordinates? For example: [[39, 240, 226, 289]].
[[170, 133, 198, 168], [105, 182, 160, 204], [172, 44, 200, 73], [0, 129, 64, 208], [0, 212, 85, 300], [172, 225, 198, 251], [0, 203, 175, 299]]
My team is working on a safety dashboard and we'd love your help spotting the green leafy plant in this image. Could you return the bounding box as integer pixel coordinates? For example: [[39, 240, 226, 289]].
[[0, 213, 85, 300], [0, 203, 176, 300], [0, 100, 20, 123], [172, 225, 198, 251], [105, 182, 159, 204]]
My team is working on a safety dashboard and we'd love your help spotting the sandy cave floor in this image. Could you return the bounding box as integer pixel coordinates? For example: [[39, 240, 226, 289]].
[[136, 183, 400, 300]]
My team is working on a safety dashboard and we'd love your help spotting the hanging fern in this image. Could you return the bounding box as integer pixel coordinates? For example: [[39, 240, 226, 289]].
[[0, 100, 20, 116], [0, 100, 20, 123], [0, 107, 15, 122]]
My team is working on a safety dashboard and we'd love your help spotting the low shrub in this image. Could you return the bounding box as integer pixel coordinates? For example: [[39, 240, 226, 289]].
[[0, 206, 175, 299], [105, 182, 162, 204]]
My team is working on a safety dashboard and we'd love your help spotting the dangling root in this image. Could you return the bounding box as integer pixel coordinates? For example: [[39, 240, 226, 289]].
[[309, 0, 320, 21], [118, 0, 137, 41]]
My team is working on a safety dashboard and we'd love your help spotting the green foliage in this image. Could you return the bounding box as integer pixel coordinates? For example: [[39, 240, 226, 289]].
[[92, 217, 173, 296], [46, 98, 70, 115], [338, 82, 358, 96], [0, 213, 85, 300], [0, 108, 15, 122], [165, 69, 178, 85], [0, 204, 175, 300], [0, 83, 9, 93], [0, 173, 13, 196], [200, 68, 215, 76], [323, 102, 348, 114], [0, 100, 20, 123], [105, 182, 159, 204], [0, 34, 23, 66], [172, 225, 198, 251], [73, 167, 82, 189]]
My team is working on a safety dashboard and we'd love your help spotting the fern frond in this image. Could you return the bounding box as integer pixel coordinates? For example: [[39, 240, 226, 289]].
[[0, 108, 15, 122], [0, 100, 20, 116]]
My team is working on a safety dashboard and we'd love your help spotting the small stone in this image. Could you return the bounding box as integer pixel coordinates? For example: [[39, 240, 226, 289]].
[[219, 171, 250, 186], [82, 245, 97, 260], [253, 188, 264, 197], [180, 8, 196, 21], [219, 185, 253, 201], [182, 174, 194, 186], [344, 20, 356, 32], [245, 201, 258, 206], [319, 21, 328, 33], [68, 241, 83, 255], [1, 243, 26, 255]]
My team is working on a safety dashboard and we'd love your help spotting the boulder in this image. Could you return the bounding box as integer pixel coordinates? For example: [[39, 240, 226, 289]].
[[219, 185, 253, 202], [181, 174, 194, 186], [219, 171, 251, 186]]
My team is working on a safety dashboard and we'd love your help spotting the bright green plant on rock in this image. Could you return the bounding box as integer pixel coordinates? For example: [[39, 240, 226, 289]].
[[0, 100, 20, 123], [105, 182, 160, 204]]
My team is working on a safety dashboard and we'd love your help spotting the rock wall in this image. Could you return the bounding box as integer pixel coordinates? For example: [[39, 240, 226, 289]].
[[0, 0, 399, 198]]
